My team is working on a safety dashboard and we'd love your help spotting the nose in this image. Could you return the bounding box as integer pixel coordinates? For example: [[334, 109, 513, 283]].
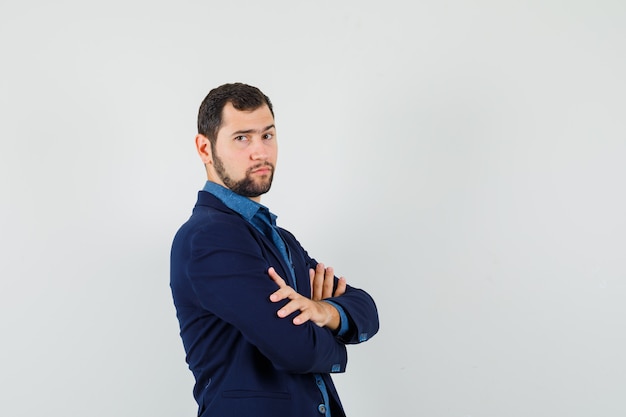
[[250, 138, 269, 161]]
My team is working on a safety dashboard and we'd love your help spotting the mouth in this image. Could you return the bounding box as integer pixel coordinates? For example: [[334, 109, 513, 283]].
[[250, 164, 273, 175]]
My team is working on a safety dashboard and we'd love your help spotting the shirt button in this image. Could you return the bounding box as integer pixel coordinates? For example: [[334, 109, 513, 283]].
[[318, 403, 327, 414]]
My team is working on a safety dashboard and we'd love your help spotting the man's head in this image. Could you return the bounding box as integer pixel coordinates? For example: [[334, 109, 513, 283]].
[[197, 83, 274, 143], [195, 83, 277, 202]]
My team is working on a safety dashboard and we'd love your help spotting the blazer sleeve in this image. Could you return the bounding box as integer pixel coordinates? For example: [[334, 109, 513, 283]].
[[185, 217, 348, 375]]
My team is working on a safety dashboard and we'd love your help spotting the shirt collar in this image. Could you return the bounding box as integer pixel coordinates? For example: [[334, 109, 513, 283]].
[[202, 181, 277, 225]]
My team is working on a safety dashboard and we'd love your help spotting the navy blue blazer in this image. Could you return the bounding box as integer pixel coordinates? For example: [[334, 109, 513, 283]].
[[170, 191, 379, 417]]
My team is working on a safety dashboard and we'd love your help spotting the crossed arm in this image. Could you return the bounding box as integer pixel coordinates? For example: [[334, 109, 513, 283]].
[[268, 262, 347, 331]]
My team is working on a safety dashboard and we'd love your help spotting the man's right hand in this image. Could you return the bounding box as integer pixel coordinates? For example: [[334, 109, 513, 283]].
[[269, 267, 342, 330], [310, 263, 346, 301]]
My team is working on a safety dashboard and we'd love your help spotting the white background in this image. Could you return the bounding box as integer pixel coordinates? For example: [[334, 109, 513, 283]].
[[1, 1, 625, 416]]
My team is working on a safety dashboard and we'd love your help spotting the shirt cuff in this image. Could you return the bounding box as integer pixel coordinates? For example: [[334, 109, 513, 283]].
[[323, 300, 350, 337]]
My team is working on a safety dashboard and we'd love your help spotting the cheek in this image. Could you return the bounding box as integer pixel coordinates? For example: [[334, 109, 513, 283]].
[[269, 145, 278, 161]]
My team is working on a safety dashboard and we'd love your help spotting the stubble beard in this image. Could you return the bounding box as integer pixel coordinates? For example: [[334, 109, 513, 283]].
[[212, 152, 274, 198]]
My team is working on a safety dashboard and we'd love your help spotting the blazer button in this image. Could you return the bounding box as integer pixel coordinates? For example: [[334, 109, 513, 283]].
[[318, 403, 327, 414]]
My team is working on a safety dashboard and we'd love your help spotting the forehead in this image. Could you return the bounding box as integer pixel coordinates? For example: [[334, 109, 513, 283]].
[[219, 102, 275, 135]]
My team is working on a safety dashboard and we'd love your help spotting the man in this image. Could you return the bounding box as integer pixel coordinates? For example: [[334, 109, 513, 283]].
[[170, 82, 379, 417]]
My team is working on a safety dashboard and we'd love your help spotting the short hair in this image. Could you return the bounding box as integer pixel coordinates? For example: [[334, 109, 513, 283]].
[[197, 82, 274, 144]]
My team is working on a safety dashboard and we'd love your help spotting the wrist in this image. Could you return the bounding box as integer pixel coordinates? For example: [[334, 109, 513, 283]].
[[320, 301, 340, 331]]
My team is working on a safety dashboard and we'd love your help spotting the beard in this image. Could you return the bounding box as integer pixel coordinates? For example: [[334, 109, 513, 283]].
[[212, 153, 275, 198]]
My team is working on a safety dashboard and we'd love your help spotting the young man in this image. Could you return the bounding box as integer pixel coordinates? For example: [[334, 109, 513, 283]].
[[170, 83, 379, 417]]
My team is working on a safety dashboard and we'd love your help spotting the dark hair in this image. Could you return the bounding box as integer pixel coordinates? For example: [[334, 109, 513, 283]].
[[197, 82, 274, 144]]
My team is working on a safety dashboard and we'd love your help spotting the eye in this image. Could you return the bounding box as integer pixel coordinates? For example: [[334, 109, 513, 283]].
[[263, 133, 274, 140], [234, 135, 248, 142]]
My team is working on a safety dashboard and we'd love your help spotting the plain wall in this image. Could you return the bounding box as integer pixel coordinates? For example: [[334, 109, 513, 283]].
[[1, 1, 625, 416]]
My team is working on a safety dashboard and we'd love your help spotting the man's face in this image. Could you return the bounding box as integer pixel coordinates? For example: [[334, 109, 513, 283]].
[[209, 102, 277, 201]]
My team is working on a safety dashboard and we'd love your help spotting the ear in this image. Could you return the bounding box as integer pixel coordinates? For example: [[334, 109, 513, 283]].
[[195, 134, 213, 165]]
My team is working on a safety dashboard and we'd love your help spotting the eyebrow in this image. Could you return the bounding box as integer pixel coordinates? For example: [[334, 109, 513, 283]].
[[231, 124, 275, 136]]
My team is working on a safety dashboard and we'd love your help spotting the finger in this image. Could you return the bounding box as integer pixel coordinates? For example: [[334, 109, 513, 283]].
[[311, 263, 325, 301], [270, 286, 295, 302], [268, 267, 287, 288], [322, 266, 335, 299], [292, 309, 312, 326], [309, 268, 315, 298], [276, 297, 305, 319], [334, 276, 347, 297]]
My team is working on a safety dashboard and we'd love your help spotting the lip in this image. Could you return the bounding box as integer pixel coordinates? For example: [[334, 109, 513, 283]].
[[251, 165, 272, 175]]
